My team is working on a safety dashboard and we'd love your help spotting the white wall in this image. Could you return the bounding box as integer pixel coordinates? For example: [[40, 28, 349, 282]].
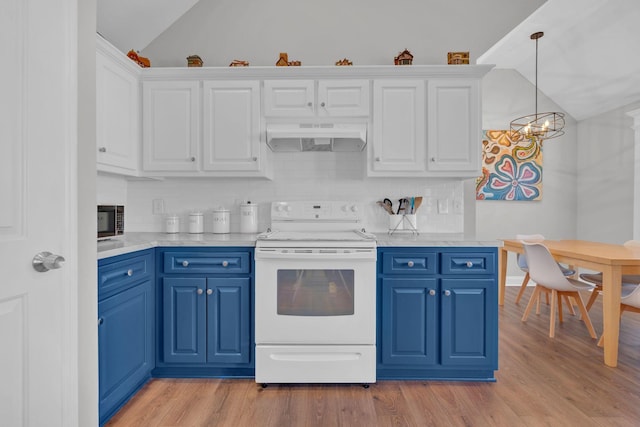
[[140, 0, 545, 67], [479, 68, 578, 278], [113, 155, 465, 234], [576, 100, 640, 244]]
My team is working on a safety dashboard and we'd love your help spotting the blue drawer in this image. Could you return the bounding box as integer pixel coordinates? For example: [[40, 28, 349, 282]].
[[98, 251, 153, 299], [441, 252, 495, 275], [382, 251, 437, 275], [163, 251, 250, 274]]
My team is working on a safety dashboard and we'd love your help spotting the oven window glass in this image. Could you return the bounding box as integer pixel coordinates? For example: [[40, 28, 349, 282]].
[[277, 269, 354, 316]]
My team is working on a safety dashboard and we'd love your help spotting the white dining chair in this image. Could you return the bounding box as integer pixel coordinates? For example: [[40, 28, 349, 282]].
[[521, 242, 597, 339], [597, 283, 640, 347], [515, 234, 576, 313], [580, 240, 640, 311]]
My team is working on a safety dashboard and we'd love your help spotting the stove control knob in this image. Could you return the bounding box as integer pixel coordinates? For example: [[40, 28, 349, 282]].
[[350, 205, 358, 212], [284, 205, 292, 213]]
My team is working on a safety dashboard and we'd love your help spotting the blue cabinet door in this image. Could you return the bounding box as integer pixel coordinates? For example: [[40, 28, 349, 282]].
[[163, 277, 207, 363], [381, 277, 438, 366], [98, 279, 152, 423], [206, 277, 251, 364], [440, 278, 497, 368]]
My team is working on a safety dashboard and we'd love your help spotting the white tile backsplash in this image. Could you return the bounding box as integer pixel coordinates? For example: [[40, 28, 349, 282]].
[[98, 155, 466, 234]]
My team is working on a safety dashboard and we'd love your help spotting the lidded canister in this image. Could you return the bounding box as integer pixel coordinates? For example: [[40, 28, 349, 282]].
[[240, 201, 258, 233], [188, 211, 204, 234], [165, 214, 180, 234], [212, 207, 230, 234]]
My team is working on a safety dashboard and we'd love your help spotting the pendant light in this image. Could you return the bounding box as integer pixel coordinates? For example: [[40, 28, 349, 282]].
[[510, 31, 565, 146]]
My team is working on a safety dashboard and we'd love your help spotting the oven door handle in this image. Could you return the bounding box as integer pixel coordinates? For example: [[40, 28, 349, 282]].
[[255, 249, 376, 260]]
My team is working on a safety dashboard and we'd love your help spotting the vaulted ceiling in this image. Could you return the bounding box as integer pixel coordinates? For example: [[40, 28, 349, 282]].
[[97, 0, 640, 122]]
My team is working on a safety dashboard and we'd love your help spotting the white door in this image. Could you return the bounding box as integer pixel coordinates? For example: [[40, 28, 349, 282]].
[[0, 0, 78, 425]]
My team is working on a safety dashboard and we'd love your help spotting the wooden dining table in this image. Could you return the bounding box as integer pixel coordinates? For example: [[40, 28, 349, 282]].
[[499, 239, 640, 367]]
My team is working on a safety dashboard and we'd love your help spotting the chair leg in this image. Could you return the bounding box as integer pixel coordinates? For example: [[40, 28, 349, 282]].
[[544, 291, 550, 305], [564, 296, 576, 316], [585, 287, 601, 312], [549, 290, 557, 338], [558, 294, 564, 324], [573, 292, 597, 339], [522, 285, 542, 322], [515, 273, 530, 305]]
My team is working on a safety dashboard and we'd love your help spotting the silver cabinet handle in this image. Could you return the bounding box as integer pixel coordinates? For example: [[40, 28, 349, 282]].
[[98, 147, 106, 153], [222, 260, 229, 267], [207, 289, 213, 295], [252, 157, 257, 161], [466, 261, 473, 268], [127, 269, 133, 277], [429, 289, 436, 296], [182, 260, 189, 267], [307, 102, 312, 107], [32, 251, 65, 272], [444, 290, 451, 296], [197, 288, 203, 295], [375, 157, 381, 162], [407, 261, 414, 267], [190, 157, 196, 162], [98, 318, 104, 326], [320, 102, 326, 107], [431, 157, 435, 162]]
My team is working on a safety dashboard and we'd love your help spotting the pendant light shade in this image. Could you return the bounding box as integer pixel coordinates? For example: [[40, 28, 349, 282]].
[[510, 32, 565, 145]]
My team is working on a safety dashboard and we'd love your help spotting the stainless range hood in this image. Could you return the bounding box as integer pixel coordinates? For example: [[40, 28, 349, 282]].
[[265, 123, 367, 152]]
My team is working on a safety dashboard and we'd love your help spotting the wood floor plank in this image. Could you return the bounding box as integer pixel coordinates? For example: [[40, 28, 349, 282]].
[[107, 287, 640, 427]]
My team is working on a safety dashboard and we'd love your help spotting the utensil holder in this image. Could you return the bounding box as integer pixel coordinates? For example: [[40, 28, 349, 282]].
[[388, 214, 419, 235]]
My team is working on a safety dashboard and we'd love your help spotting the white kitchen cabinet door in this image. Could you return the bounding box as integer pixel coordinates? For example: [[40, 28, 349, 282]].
[[370, 80, 426, 174], [317, 80, 370, 117], [142, 81, 200, 172], [96, 47, 139, 175], [202, 81, 262, 172], [427, 79, 480, 175], [264, 79, 370, 118], [263, 80, 315, 117]]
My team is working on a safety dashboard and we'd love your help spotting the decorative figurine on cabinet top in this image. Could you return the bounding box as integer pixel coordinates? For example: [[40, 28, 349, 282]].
[[335, 58, 353, 66], [186, 55, 203, 67], [276, 52, 301, 66], [448, 52, 469, 64], [394, 49, 413, 65], [127, 50, 150, 67], [229, 59, 250, 67]]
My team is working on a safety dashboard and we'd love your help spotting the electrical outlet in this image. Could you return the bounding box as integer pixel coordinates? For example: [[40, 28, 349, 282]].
[[437, 199, 449, 214], [152, 198, 165, 215]]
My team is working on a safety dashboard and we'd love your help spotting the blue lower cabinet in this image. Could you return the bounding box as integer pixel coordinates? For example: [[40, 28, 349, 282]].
[[98, 249, 154, 425], [155, 247, 254, 377], [377, 247, 498, 381]]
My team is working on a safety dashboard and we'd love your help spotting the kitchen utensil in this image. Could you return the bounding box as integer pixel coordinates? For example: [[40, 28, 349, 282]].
[[413, 197, 423, 212], [378, 200, 394, 215]]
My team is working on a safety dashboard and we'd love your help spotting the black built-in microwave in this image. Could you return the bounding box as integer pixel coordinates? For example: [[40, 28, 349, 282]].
[[97, 205, 124, 240]]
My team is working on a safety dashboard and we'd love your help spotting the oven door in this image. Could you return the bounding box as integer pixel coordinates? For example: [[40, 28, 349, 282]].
[[255, 247, 376, 345]]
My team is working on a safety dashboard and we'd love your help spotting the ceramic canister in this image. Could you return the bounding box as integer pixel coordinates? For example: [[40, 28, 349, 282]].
[[165, 214, 180, 234], [188, 212, 204, 234], [239, 202, 258, 233], [212, 207, 230, 234]]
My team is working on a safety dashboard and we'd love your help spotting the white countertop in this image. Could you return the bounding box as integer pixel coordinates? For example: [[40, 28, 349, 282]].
[[98, 231, 501, 260]]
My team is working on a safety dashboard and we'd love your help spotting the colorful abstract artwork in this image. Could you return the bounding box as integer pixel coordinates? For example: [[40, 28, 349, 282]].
[[475, 130, 543, 201]]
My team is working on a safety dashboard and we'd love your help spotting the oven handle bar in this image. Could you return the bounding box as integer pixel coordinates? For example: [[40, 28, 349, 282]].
[[255, 249, 376, 260]]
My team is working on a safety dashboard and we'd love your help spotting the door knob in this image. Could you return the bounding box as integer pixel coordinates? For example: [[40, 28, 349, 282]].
[[32, 251, 65, 272]]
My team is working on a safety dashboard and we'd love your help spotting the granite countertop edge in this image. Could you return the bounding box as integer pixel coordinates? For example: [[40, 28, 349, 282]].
[[98, 231, 502, 260]]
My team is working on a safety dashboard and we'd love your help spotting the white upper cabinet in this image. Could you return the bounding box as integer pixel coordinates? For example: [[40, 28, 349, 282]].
[[202, 81, 264, 174], [427, 79, 480, 174], [96, 38, 140, 175], [142, 81, 200, 172], [370, 80, 426, 174], [264, 79, 370, 117]]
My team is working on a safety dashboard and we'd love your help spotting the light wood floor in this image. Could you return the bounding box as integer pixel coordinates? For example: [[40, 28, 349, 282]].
[[107, 287, 640, 426]]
